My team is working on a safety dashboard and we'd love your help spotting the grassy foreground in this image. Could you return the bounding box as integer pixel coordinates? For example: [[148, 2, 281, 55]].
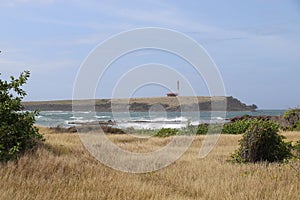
[[1, 128, 300, 200]]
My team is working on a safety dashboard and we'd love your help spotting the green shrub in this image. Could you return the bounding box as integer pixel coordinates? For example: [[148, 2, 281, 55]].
[[230, 119, 293, 163], [0, 71, 44, 162], [295, 121, 300, 131], [222, 119, 254, 134], [283, 108, 300, 131], [155, 128, 178, 137], [196, 124, 208, 135], [195, 123, 224, 135], [293, 140, 300, 158]]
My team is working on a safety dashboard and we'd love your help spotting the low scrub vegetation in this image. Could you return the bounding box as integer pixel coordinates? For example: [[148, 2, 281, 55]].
[[283, 108, 300, 131], [154, 128, 178, 137], [295, 121, 300, 131], [231, 119, 293, 163], [195, 119, 257, 135], [196, 124, 209, 135], [222, 119, 255, 134], [293, 140, 300, 158]]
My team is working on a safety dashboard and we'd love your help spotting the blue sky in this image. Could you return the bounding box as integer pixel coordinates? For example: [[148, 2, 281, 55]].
[[0, 0, 299, 109]]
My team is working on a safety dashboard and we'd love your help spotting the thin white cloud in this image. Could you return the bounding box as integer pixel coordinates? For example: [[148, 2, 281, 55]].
[[2, 0, 299, 76], [1, 0, 252, 45], [67, 1, 253, 43]]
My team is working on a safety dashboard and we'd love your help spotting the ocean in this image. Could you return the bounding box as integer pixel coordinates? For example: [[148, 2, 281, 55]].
[[35, 110, 285, 130]]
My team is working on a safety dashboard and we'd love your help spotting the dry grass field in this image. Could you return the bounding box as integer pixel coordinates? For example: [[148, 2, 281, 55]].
[[0, 128, 299, 200]]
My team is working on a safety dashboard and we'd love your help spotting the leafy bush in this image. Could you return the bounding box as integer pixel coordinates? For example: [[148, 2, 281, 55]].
[[222, 119, 254, 134], [231, 119, 293, 163], [155, 128, 178, 137], [196, 124, 208, 135], [0, 71, 44, 162], [293, 140, 300, 158], [195, 123, 224, 135], [295, 121, 300, 131], [283, 108, 300, 131]]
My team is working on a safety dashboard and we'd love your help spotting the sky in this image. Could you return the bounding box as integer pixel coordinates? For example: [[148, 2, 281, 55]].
[[0, 0, 300, 109]]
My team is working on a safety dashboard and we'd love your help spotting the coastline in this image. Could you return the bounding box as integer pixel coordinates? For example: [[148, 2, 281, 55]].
[[23, 96, 257, 112]]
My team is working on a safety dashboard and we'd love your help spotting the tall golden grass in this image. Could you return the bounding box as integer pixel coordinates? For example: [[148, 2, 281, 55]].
[[0, 128, 299, 200]]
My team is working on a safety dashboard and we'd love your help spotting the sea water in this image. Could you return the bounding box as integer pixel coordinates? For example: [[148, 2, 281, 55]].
[[34, 110, 285, 129]]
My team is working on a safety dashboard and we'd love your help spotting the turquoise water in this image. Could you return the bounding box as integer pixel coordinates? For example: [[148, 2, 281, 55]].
[[35, 110, 285, 129]]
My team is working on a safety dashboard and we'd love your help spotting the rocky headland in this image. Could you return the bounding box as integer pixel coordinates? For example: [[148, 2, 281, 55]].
[[23, 96, 257, 112]]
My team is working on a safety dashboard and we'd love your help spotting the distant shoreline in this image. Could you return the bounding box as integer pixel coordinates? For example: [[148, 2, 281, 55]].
[[23, 96, 257, 112]]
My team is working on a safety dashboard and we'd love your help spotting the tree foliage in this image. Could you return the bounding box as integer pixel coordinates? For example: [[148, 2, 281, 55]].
[[0, 71, 44, 162]]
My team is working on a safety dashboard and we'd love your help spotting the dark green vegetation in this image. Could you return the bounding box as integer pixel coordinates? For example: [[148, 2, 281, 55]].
[[222, 119, 255, 134], [140, 121, 250, 137], [154, 128, 179, 137], [194, 119, 256, 135], [293, 140, 300, 158], [196, 124, 209, 135], [0, 71, 44, 162], [231, 120, 293, 163], [283, 108, 300, 131]]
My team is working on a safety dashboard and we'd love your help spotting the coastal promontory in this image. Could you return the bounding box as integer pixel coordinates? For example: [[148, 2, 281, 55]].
[[23, 96, 257, 112]]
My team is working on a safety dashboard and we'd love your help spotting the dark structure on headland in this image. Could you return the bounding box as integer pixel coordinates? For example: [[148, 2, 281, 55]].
[[166, 80, 180, 97], [166, 93, 178, 97]]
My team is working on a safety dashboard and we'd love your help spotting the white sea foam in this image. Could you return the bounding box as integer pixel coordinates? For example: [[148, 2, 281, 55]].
[[65, 119, 97, 125], [116, 122, 187, 130], [212, 117, 224, 120], [129, 116, 189, 123], [70, 116, 84, 120], [75, 111, 92, 114], [42, 111, 69, 114], [95, 115, 111, 119], [35, 110, 285, 129]]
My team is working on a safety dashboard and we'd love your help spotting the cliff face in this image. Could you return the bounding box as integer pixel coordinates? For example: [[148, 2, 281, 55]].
[[23, 96, 257, 112], [127, 96, 257, 112], [226, 96, 257, 111]]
